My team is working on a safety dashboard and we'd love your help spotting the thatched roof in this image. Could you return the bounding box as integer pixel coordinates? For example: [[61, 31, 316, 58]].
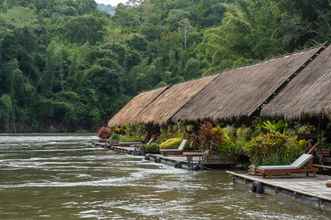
[[108, 86, 169, 126], [261, 45, 331, 119], [136, 75, 216, 124], [172, 47, 321, 122]]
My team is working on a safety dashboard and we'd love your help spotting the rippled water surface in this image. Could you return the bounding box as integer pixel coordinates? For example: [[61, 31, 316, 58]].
[[0, 135, 330, 220]]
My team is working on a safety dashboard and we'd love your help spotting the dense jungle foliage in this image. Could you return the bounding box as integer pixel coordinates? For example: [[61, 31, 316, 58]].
[[1, 0, 331, 132]]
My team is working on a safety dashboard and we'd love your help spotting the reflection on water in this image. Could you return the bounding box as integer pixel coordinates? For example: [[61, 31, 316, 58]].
[[0, 135, 329, 220]]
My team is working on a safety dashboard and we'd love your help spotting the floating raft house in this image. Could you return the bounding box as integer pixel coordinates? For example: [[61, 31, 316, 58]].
[[108, 86, 169, 126], [172, 46, 322, 121], [108, 45, 331, 126], [261, 44, 331, 119], [136, 75, 216, 124]]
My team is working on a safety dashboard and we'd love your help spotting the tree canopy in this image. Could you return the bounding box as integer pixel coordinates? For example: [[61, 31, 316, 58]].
[[0, 0, 329, 132]]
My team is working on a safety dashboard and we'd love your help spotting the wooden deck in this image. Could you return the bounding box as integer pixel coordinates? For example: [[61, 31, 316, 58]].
[[95, 142, 110, 148], [94, 142, 237, 170], [109, 145, 144, 155], [146, 154, 237, 170], [227, 171, 331, 212], [94, 142, 144, 155], [145, 154, 203, 170]]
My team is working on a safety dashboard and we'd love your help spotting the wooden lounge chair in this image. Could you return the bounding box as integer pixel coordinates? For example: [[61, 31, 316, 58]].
[[160, 139, 188, 156], [115, 137, 154, 147], [255, 154, 318, 177], [129, 137, 154, 147]]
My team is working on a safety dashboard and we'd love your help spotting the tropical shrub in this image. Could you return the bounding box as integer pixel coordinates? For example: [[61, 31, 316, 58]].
[[296, 124, 315, 140], [244, 132, 307, 165], [236, 127, 252, 147], [159, 124, 184, 143], [211, 127, 224, 145], [197, 121, 224, 151], [143, 143, 160, 154], [261, 120, 288, 133], [160, 138, 182, 149], [219, 126, 250, 161], [112, 127, 125, 135], [286, 136, 308, 162], [110, 133, 120, 141]]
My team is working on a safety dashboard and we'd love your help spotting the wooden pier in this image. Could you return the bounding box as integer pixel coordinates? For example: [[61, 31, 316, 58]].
[[145, 154, 237, 170], [109, 145, 144, 155], [94, 142, 143, 155], [145, 154, 203, 170], [95, 142, 109, 148], [94, 142, 237, 170], [227, 171, 331, 212]]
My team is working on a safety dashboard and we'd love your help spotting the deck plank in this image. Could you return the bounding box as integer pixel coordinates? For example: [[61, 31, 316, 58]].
[[227, 171, 331, 201]]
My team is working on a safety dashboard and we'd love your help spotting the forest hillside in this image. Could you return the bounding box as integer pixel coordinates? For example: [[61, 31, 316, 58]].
[[0, 0, 329, 132]]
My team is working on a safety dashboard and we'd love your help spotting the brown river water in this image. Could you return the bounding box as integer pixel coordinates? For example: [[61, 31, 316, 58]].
[[0, 135, 330, 220]]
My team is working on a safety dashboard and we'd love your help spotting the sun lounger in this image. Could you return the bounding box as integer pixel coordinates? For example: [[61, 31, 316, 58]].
[[115, 137, 154, 147], [255, 154, 318, 177], [129, 137, 155, 147], [160, 139, 188, 156]]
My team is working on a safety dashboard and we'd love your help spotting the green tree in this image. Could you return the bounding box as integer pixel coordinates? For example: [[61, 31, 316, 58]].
[[62, 15, 105, 44]]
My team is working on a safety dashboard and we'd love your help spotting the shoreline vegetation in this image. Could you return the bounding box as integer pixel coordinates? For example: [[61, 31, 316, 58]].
[[2, 0, 331, 133], [104, 119, 329, 167]]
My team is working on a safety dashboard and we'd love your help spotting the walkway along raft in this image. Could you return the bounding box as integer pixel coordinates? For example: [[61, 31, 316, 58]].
[[227, 171, 331, 212]]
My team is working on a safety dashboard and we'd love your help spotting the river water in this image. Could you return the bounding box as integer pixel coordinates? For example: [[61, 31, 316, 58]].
[[0, 135, 329, 220]]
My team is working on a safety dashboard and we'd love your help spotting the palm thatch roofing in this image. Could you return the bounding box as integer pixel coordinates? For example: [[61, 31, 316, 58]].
[[136, 75, 216, 124], [172, 47, 322, 122], [108, 86, 169, 126], [261, 45, 331, 119]]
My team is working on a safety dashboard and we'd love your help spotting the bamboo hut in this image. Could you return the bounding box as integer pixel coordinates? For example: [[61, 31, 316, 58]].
[[108, 86, 169, 127], [136, 75, 217, 124], [171, 47, 322, 122], [261, 45, 331, 119]]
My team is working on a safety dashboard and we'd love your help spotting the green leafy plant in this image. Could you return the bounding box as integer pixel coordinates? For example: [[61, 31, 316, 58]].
[[159, 124, 184, 143], [261, 120, 288, 133], [218, 126, 250, 161], [197, 121, 222, 151], [110, 133, 120, 141], [244, 132, 307, 165], [143, 143, 160, 154], [296, 125, 315, 140]]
